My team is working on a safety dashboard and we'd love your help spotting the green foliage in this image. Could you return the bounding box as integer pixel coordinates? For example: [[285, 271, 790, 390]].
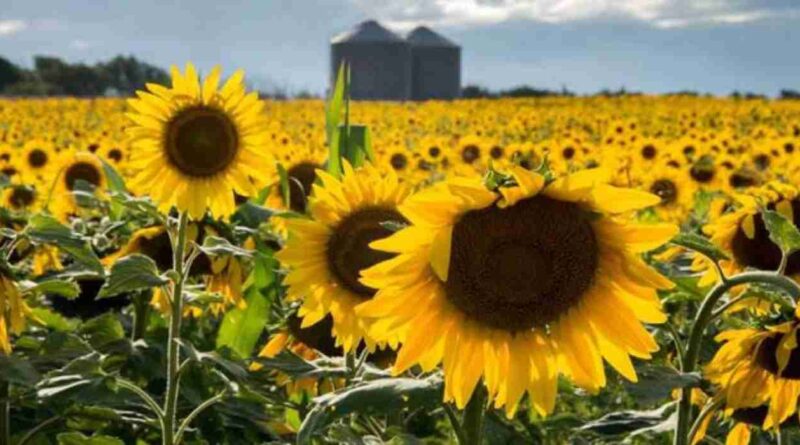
[[98, 254, 167, 299], [24, 214, 103, 273], [670, 232, 729, 262], [762, 208, 800, 256]]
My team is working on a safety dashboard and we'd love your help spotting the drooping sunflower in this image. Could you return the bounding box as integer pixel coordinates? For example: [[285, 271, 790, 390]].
[[275, 163, 410, 352], [705, 317, 800, 432], [357, 166, 677, 417], [126, 63, 271, 219], [0, 270, 29, 354]]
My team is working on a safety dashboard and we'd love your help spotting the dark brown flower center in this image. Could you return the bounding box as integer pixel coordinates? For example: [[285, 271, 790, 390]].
[[108, 148, 123, 163], [650, 179, 678, 205], [754, 154, 770, 171], [64, 162, 101, 191], [28, 149, 48, 168], [755, 331, 800, 379], [732, 405, 800, 428], [732, 200, 800, 274], [8, 186, 35, 209], [490, 146, 504, 159], [390, 153, 408, 171], [285, 161, 320, 213], [461, 145, 480, 164], [729, 169, 759, 188], [428, 146, 441, 158], [641, 144, 657, 160], [689, 163, 714, 183], [165, 106, 238, 178], [326, 207, 406, 299], [444, 195, 598, 331]]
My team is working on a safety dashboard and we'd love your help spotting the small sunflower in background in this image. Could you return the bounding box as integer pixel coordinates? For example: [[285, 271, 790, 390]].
[[266, 144, 328, 213], [358, 166, 677, 417], [19, 139, 54, 183], [50, 151, 107, 221], [275, 163, 410, 352], [2, 184, 40, 213], [642, 160, 696, 223], [126, 63, 271, 219]]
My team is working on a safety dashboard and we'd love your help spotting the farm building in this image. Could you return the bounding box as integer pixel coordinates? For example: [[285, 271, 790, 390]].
[[330, 20, 461, 101]]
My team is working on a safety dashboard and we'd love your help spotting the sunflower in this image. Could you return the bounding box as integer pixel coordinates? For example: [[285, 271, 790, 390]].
[[266, 144, 327, 213], [0, 270, 29, 354], [126, 63, 271, 219], [275, 163, 410, 352], [642, 160, 696, 223], [695, 182, 799, 286], [50, 151, 107, 221], [19, 139, 54, 183], [705, 317, 800, 432], [357, 166, 677, 417], [2, 184, 40, 213]]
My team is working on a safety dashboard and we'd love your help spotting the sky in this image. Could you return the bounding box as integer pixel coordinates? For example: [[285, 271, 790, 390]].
[[1, 0, 799, 96]]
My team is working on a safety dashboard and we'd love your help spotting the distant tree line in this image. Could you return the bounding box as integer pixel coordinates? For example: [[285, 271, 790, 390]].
[[462, 84, 800, 100], [0, 55, 169, 97]]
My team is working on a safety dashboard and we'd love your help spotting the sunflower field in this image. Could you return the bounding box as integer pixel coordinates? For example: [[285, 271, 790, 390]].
[[1, 64, 800, 445]]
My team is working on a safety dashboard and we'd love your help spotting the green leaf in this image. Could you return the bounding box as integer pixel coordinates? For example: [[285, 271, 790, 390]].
[[326, 62, 348, 177], [341, 124, 374, 168], [216, 287, 271, 358], [670, 232, 729, 262], [78, 314, 125, 350], [578, 402, 676, 437], [297, 375, 443, 444], [21, 279, 80, 299], [31, 307, 79, 332], [57, 432, 125, 445], [623, 365, 701, 405], [232, 202, 274, 229], [0, 354, 41, 386], [199, 236, 253, 258], [253, 351, 388, 381], [98, 254, 167, 299], [99, 159, 127, 194], [178, 340, 249, 381], [25, 214, 103, 273], [763, 209, 800, 255]]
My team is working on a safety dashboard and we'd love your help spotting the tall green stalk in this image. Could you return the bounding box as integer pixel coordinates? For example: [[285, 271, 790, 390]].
[[674, 271, 800, 445], [0, 381, 9, 445], [162, 212, 189, 445]]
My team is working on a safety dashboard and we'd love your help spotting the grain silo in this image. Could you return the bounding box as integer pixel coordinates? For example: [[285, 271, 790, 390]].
[[407, 26, 461, 100], [330, 20, 411, 101]]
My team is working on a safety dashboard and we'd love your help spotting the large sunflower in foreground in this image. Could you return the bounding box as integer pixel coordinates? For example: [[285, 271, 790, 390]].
[[275, 163, 410, 352], [126, 63, 271, 219], [357, 166, 677, 417]]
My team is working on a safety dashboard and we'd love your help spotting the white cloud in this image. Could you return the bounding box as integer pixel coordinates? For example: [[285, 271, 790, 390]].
[[350, 0, 797, 30], [70, 39, 91, 50], [0, 19, 27, 36]]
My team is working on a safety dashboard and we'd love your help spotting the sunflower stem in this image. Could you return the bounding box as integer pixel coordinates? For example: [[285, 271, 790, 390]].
[[0, 381, 9, 445], [132, 290, 151, 341], [462, 385, 488, 445], [163, 211, 189, 445], [674, 271, 800, 445]]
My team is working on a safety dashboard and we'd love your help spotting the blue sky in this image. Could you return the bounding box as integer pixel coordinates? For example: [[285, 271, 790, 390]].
[[1, 0, 799, 95]]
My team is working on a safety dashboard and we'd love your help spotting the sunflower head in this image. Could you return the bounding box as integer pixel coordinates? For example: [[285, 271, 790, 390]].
[[358, 166, 677, 417], [126, 63, 272, 219]]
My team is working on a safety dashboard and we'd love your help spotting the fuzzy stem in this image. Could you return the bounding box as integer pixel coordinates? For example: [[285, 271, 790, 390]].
[[674, 271, 800, 445], [162, 211, 189, 445]]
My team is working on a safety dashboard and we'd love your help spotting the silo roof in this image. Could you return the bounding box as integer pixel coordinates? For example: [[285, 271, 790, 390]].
[[331, 20, 404, 44], [406, 26, 459, 48]]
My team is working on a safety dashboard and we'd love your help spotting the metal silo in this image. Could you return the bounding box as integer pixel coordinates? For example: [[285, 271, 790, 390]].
[[330, 20, 411, 101], [407, 26, 461, 100]]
